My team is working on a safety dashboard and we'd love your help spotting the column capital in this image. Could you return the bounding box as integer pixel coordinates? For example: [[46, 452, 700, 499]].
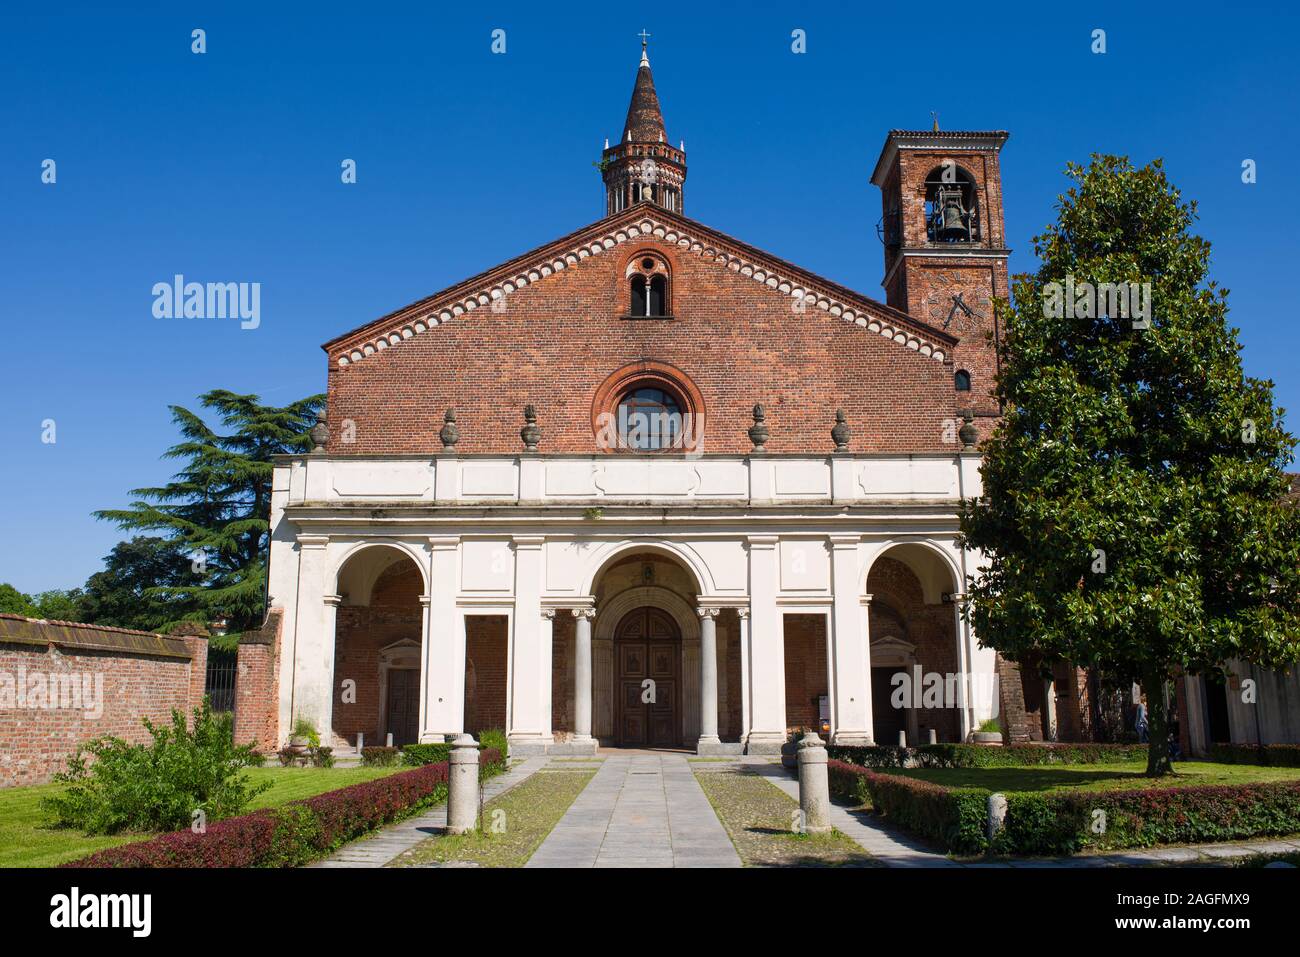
[[418, 595, 432, 607], [697, 607, 720, 620], [745, 534, 779, 550], [860, 592, 874, 605], [571, 608, 596, 621], [736, 608, 750, 620], [323, 593, 343, 607], [541, 608, 557, 620], [427, 535, 460, 551], [827, 533, 861, 548], [296, 533, 330, 550], [511, 535, 546, 551], [944, 591, 970, 605]]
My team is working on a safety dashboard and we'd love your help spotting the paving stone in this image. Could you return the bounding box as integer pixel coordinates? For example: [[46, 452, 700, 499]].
[[526, 754, 740, 868]]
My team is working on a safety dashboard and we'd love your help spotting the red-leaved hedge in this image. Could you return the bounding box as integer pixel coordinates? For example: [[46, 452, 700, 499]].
[[63, 748, 502, 868]]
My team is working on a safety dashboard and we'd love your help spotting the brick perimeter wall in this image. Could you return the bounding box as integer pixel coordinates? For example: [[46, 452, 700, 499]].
[[234, 609, 283, 752], [784, 615, 829, 731], [0, 642, 197, 788]]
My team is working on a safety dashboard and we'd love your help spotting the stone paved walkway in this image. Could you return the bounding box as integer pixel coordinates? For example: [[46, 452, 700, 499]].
[[752, 761, 958, 867], [525, 754, 741, 868], [307, 756, 549, 868]]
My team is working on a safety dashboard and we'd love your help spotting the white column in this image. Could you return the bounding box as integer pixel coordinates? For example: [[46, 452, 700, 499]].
[[573, 608, 595, 744], [745, 535, 786, 753], [829, 535, 872, 746], [508, 535, 549, 753], [698, 607, 721, 752], [321, 594, 341, 747], [738, 609, 752, 743], [421, 536, 462, 742], [861, 594, 876, 744], [289, 533, 331, 745], [952, 593, 973, 741], [540, 609, 555, 740]]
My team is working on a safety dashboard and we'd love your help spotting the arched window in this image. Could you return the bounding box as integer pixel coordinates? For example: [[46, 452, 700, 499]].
[[626, 253, 671, 318], [924, 165, 979, 243], [955, 369, 972, 392], [592, 360, 704, 454], [617, 385, 683, 450]]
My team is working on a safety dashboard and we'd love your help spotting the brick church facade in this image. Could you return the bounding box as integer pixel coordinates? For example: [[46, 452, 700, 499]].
[[249, 44, 1037, 756]]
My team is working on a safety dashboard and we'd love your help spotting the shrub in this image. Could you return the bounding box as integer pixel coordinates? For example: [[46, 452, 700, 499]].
[[478, 728, 509, 762], [402, 731, 508, 768], [42, 700, 268, 835], [828, 742, 1147, 770], [361, 746, 400, 767], [1209, 743, 1300, 767], [827, 760, 989, 854], [64, 748, 504, 868], [307, 746, 334, 768], [401, 743, 453, 767], [997, 780, 1300, 855]]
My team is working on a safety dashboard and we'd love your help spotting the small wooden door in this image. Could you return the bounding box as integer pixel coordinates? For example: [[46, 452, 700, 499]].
[[386, 669, 420, 746], [614, 608, 680, 747], [871, 668, 906, 745]]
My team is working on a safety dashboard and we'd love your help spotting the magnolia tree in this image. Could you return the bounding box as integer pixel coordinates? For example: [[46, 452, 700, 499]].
[[961, 155, 1300, 776]]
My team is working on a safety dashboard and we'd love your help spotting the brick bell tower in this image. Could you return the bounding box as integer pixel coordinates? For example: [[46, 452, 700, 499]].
[[601, 33, 686, 215], [871, 127, 1010, 417]]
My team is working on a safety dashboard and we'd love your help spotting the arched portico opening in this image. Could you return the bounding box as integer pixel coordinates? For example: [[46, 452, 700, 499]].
[[567, 550, 739, 751], [865, 543, 965, 744], [332, 544, 425, 748]]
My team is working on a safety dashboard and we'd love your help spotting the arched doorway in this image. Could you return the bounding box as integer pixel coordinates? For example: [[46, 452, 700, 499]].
[[614, 607, 681, 747]]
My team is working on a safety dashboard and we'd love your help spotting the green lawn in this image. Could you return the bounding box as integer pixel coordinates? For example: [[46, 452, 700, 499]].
[[393, 769, 595, 868], [0, 764, 405, 868], [889, 759, 1300, 793]]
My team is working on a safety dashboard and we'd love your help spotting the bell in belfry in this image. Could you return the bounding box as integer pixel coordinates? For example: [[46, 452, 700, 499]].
[[936, 187, 970, 241]]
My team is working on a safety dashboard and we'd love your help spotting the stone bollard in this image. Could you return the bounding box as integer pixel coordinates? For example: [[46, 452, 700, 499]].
[[386, 732, 393, 748], [447, 734, 480, 835], [987, 792, 1008, 845], [357, 732, 364, 753], [898, 730, 907, 747], [796, 731, 832, 835], [928, 728, 937, 745]]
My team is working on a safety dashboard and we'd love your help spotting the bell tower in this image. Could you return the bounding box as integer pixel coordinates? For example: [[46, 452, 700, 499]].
[[601, 33, 686, 215], [871, 128, 1010, 415]]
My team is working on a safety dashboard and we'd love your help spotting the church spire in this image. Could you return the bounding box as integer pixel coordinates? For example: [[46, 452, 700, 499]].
[[600, 33, 686, 216]]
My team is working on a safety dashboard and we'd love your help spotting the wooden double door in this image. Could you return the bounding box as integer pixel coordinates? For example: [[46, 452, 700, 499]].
[[614, 608, 681, 748]]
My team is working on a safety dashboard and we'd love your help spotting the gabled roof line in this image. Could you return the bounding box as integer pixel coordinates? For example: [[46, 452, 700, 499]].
[[327, 204, 958, 368]]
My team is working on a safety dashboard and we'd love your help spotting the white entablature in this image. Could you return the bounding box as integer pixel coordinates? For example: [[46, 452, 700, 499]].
[[276, 451, 983, 507]]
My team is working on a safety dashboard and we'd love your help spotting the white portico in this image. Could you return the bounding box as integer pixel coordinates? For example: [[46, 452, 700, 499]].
[[266, 450, 997, 755]]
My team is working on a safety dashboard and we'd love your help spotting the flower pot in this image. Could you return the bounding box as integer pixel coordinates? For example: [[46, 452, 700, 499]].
[[971, 731, 1002, 745]]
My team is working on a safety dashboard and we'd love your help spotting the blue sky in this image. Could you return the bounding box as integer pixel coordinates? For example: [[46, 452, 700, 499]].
[[2, 1, 1297, 593]]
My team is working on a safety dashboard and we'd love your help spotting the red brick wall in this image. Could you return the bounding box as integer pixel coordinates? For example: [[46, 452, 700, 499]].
[[0, 642, 195, 787], [783, 614, 828, 731], [551, 614, 574, 736], [325, 236, 979, 455], [465, 616, 507, 734]]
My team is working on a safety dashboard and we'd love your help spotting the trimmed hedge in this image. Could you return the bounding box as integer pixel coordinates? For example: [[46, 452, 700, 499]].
[[997, 779, 1300, 855], [1209, 743, 1300, 768], [828, 758, 1300, 857], [361, 746, 400, 767], [828, 760, 989, 854], [828, 742, 1147, 769], [63, 749, 502, 868], [401, 728, 510, 767]]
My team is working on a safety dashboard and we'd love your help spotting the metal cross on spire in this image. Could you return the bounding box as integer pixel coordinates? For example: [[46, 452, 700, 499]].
[[638, 29, 651, 66]]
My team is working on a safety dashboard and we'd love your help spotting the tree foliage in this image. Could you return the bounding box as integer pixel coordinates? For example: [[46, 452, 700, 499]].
[[960, 155, 1300, 775], [95, 389, 323, 635]]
